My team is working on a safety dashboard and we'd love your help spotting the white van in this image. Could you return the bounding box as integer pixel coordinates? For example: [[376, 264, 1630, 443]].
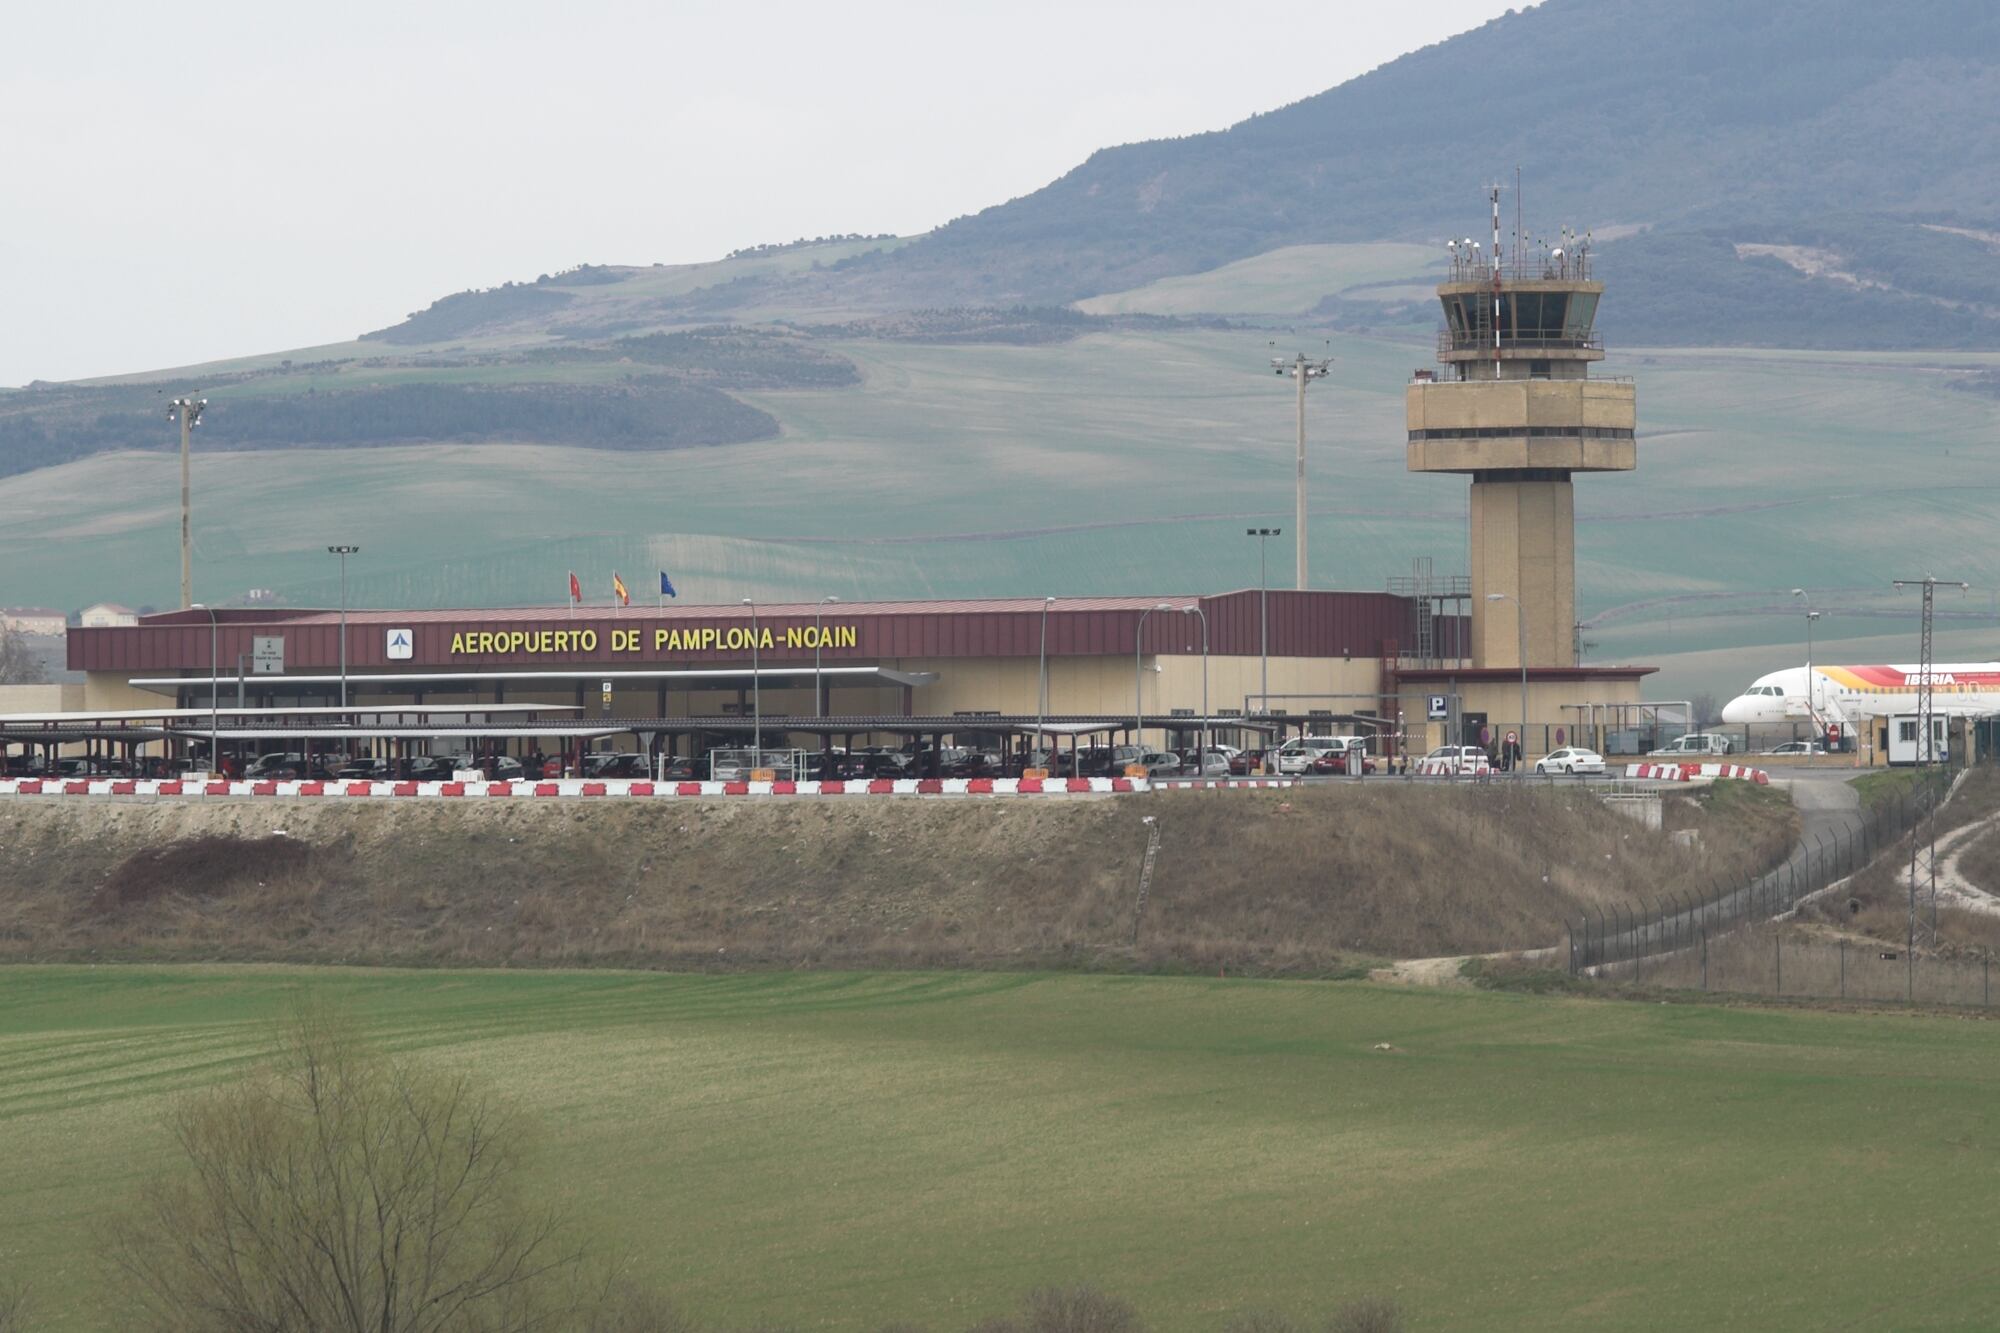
[[1648, 733, 1734, 757]]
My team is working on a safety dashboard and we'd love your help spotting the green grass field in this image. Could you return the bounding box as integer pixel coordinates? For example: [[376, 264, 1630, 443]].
[[5, 966, 2000, 1330]]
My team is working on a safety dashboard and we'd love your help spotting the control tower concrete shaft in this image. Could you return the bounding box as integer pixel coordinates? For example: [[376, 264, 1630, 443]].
[[1406, 200, 1635, 669]]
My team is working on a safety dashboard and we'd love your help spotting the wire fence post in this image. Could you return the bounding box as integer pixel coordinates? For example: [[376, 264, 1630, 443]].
[[1567, 919, 1577, 977], [1774, 928, 1781, 997], [1702, 927, 1709, 992], [1839, 937, 1846, 1001]]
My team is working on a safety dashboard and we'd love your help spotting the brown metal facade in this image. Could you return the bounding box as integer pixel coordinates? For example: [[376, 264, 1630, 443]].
[[71, 591, 1430, 675]]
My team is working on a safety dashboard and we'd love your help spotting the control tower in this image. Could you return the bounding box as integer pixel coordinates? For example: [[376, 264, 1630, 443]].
[[1406, 190, 1636, 670]]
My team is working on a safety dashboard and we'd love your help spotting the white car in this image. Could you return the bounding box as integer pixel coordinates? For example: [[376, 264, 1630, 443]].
[[1422, 745, 1493, 775], [1273, 735, 1366, 775], [1534, 746, 1605, 775], [1177, 748, 1232, 777], [1763, 740, 1826, 756]]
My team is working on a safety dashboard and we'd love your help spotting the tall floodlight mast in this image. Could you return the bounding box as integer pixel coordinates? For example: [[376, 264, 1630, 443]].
[[1270, 351, 1331, 589], [168, 396, 208, 608]]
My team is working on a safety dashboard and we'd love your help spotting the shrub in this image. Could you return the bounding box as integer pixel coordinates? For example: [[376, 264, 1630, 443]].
[[1328, 1297, 1403, 1333], [103, 1007, 611, 1331]]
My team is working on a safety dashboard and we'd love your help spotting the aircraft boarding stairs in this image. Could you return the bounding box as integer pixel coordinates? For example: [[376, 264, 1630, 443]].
[[1784, 691, 1849, 744]]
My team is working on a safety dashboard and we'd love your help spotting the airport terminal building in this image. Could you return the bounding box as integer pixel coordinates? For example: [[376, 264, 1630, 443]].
[[49, 591, 1652, 767]]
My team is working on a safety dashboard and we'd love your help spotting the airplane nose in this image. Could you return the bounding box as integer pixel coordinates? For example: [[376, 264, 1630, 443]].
[[1720, 696, 1752, 724]]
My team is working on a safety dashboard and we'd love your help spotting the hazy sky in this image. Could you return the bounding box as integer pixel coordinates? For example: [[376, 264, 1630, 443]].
[[4, 0, 1517, 386]]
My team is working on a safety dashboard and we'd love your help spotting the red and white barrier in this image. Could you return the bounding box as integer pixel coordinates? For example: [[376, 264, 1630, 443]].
[[1624, 762, 1770, 785], [0, 775, 1147, 800], [1154, 778, 1297, 790]]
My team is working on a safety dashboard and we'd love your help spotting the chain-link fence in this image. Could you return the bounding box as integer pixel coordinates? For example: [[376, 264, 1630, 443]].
[[1601, 926, 1998, 1007], [1569, 769, 1954, 974]]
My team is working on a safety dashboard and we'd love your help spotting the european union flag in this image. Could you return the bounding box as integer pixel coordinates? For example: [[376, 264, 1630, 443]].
[[659, 570, 678, 599]]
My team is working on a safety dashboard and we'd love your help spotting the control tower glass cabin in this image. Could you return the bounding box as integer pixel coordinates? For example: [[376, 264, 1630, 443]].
[[1406, 233, 1636, 669]]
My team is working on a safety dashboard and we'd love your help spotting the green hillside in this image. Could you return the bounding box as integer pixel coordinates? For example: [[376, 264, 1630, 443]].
[[7, 327, 1996, 700]]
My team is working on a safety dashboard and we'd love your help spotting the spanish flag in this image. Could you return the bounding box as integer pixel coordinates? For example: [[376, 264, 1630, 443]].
[[612, 571, 629, 607]]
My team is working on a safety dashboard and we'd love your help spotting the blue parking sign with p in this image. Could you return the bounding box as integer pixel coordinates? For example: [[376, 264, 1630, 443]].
[[1427, 695, 1448, 720]]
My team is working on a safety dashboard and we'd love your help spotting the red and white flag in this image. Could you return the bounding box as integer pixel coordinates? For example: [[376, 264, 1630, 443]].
[[568, 571, 581, 604]]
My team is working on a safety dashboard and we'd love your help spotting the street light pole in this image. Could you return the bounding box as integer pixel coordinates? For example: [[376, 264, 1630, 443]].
[[1037, 596, 1055, 763], [328, 545, 359, 709], [741, 597, 761, 762], [1790, 589, 1820, 734], [1487, 592, 1527, 766], [1181, 604, 1208, 760], [1134, 603, 1173, 754], [168, 397, 207, 609], [195, 603, 219, 774], [814, 595, 840, 718]]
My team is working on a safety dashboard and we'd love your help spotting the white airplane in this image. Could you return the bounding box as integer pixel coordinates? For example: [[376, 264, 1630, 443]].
[[1721, 663, 2000, 732]]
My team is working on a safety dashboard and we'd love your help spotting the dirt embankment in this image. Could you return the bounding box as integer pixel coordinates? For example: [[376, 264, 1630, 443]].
[[0, 784, 1795, 974], [1801, 766, 2000, 958]]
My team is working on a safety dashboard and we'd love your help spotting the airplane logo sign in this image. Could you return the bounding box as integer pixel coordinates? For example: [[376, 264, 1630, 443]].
[[385, 629, 414, 661]]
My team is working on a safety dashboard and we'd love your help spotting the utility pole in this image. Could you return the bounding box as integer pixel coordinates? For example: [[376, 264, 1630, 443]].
[[1270, 352, 1330, 589], [328, 546, 359, 708], [1892, 575, 1969, 992], [741, 597, 761, 763], [168, 397, 208, 609]]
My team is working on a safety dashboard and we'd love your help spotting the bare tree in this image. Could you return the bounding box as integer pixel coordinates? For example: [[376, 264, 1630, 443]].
[[0, 625, 45, 685], [104, 1010, 606, 1332]]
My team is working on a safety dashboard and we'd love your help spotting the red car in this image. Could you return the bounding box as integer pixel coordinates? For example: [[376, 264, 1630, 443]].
[[1309, 750, 1378, 775], [1228, 749, 1268, 775]]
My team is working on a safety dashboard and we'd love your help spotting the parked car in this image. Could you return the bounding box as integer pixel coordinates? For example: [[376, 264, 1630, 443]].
[[405, 756, 453, 781], [1070, 747, 1127, 777], [1176, 748, 1232, 777], [1649, 733, 1734, 757], [706, 750, 748, 780], [1227, 748, 1268, 776], [244, 752, 307, 779], [583, 753, 650, 779], [658, 755, 699, 779], [1422, 745, 1493, 775], [336, 759, 394, 781], [1310, 746, 1379, 775], [1275, 735, 1371, 775], [1533, 746, 1606, 775], [1763, 740, 1826, 756], [1134, 751, 1183, 776]]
